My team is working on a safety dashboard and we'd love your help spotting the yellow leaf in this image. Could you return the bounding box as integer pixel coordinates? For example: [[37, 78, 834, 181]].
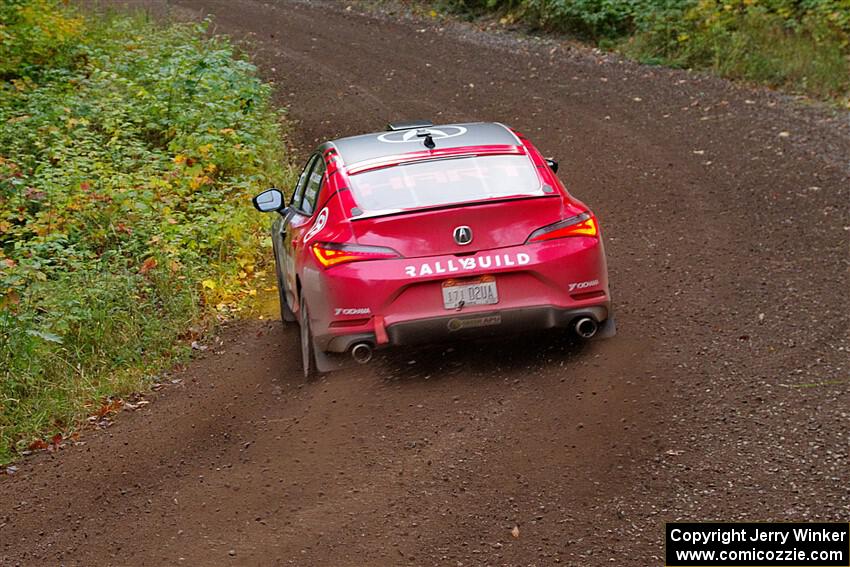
[[202, 279, 216, 290], [189, 175, 213, 190]]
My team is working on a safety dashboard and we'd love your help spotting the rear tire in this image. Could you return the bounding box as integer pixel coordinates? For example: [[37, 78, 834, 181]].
[[299, 297, 318, 379]]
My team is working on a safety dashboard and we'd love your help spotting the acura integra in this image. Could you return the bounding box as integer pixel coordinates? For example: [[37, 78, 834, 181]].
[[253, 121, 614, 376]]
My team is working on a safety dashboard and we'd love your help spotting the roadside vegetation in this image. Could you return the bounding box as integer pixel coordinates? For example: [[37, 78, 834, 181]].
[[436, 0, 850, 103], [0, 0, 290, 463]]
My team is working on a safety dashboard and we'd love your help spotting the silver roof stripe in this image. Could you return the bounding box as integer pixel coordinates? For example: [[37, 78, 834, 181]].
[[329, 122, 521, 167]]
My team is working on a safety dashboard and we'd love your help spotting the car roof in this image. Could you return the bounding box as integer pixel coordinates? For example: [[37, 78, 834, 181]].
[[327, 122, 522, 167]]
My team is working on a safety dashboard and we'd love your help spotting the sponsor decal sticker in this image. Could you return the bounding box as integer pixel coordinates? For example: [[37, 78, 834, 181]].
[[303, 207, 329, 243], [377, 126, 468, 144], [568, 279, 599, 292], [447, 314, 502, 331], [334, 307, 371, 316], [404, 253, 530, 278]]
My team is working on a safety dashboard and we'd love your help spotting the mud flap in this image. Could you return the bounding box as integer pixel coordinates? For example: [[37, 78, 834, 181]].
[[596, 316, 617, 339], [314, 343, 348, 373]]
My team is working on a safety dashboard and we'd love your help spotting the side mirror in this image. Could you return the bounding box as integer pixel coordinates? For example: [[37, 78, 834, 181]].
[[545, 158, 559, 174], [252, 188, 284, 212]]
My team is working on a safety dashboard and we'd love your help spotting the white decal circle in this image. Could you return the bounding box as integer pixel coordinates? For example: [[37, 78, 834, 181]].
[[377, 126, 468, 144], [304, 207, 329, 243]]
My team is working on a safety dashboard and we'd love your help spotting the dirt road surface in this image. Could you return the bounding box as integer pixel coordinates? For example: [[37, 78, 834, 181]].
[[2, 1, 848, 565]]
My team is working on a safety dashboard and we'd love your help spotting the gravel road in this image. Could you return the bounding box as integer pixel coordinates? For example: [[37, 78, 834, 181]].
[[2, 1, 848, 565]]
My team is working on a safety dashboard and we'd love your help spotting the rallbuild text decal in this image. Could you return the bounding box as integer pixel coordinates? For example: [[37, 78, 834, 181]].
[[404, 253, 530, 278]]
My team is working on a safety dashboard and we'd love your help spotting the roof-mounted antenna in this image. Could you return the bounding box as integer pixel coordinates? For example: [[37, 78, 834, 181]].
[[416, 129, 436, 150]]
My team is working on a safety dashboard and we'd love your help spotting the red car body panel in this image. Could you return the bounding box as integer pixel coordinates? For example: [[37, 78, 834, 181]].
[[266, 122, 612, 358]]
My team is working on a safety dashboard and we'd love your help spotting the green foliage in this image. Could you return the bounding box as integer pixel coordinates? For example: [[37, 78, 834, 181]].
[[0, 0, 85, 78], [445, 0, 666, 39], [441, 0, 850, 100], [0, 1, 291, 463], [625, 0, 850, 99], [517, 0, 649, 40]]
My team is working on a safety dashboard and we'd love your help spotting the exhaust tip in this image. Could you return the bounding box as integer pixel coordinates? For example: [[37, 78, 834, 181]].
[[351, 342, 373, 364], [574, 317, 598, 339]]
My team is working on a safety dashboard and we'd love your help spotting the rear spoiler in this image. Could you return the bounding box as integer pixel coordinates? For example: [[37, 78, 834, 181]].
[[386, 120, 433, 131]]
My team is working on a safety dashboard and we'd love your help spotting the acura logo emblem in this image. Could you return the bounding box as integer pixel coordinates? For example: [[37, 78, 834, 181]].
[[453, 225, 473, 245], [377, 126, 468, 144]]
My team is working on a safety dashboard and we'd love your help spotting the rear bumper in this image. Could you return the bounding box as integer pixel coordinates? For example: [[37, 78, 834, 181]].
[[305, 235, 611, 353], [325, 303, 610, 351]]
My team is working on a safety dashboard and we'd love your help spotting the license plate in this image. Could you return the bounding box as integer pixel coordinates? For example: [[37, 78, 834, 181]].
[[442, 276, 498, 309]]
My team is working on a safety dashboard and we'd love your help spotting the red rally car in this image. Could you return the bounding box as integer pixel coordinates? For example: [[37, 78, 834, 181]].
[[253, 121, 614, 377]]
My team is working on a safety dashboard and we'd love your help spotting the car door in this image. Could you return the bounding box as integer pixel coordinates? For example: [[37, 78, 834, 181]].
[[274, 154, 317, 308], [281, 154, 326, 306]]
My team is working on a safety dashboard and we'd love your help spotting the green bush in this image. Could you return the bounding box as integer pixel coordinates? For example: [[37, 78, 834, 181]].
[[439, 0, 850, 100], [625, 1, 850, 98], [0, 1, 292, 463], [446, 0, 647, 39], [0, 0, 85, 79], [519, 0, 647, 40]]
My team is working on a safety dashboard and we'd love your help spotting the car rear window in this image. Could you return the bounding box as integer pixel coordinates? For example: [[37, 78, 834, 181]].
[[347, 154, 543, 213]]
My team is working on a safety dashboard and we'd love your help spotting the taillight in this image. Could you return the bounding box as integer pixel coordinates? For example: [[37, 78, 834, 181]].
[[311, 242, 400, 268], [526, 212, 598, 243]]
